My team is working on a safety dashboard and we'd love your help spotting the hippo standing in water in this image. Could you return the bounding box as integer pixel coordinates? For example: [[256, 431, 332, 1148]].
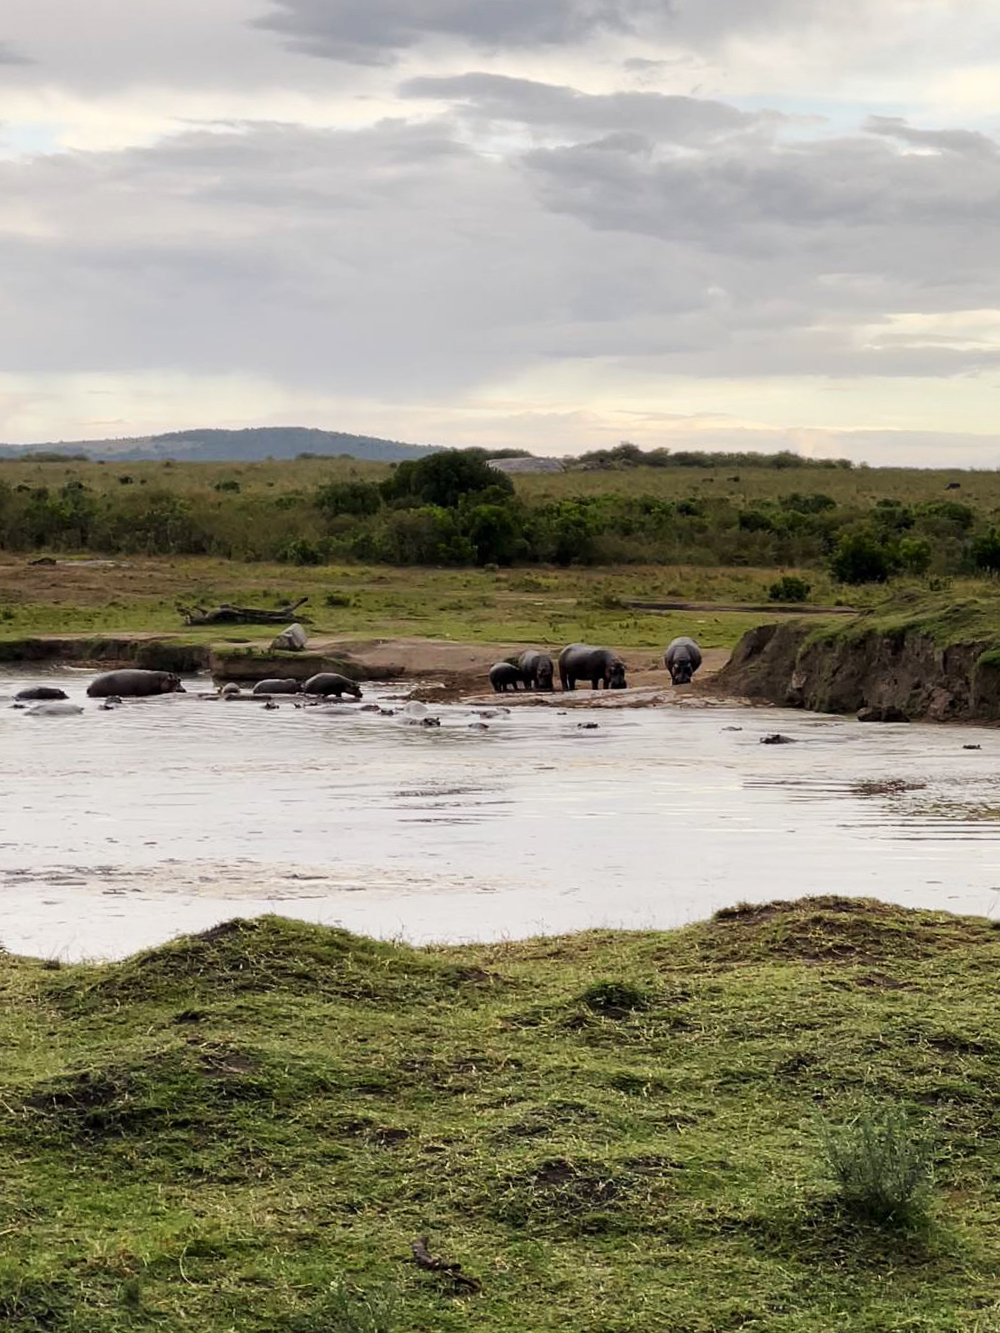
[[251, 678, 303, 696], [304, 672, 362, 699], [15, 686, 69, 702], [664, 637, 703, 685], [558, 644, 627, 691], [518, 650, 555, 691], [489, 662, 522, 692], [87, 669, 185, 698]]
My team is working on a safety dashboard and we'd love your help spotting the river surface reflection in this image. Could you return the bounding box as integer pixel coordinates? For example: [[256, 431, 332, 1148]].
[[3, 670, 1000, 958]]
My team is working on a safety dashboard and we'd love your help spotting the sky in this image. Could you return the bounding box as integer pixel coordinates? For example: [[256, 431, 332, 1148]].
[[1, 1, 999, 462]]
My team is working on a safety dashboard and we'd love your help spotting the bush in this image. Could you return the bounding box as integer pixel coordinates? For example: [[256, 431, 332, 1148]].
[[971, 529, 1000, 575], [830, 531, 892, 584], [897, 536, 932, 576], [768, 575, 812, 603], [820, 1105, 933, 1225], [277, 537, 323, 566]]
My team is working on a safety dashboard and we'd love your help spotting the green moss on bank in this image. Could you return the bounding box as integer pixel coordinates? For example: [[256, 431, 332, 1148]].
[[3, 900, 1000, 1331]]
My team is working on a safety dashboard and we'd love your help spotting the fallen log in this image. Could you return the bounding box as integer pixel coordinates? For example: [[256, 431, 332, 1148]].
[[180, 597, 309, 626]]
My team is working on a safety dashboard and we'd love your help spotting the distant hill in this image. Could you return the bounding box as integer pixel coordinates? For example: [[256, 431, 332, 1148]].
[[0, 426, 443, 463]]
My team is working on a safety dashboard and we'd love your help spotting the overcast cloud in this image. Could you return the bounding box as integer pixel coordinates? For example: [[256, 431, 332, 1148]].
[[0, 0, 999, 460]]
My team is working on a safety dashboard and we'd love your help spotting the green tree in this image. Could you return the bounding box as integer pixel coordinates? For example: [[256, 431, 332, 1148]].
[[381, 450, 513, 509]]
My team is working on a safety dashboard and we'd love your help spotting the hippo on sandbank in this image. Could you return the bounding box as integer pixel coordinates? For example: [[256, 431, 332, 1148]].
[[558, 644, 627, 691], [87, 669, 185, 698], [518, 649, 555, 691], [489, 662, 522, 693], [15, 685, 69, 702], [304, 672, 362, 699], [251, 678, 303, 696], [664, 636, 703, 685]]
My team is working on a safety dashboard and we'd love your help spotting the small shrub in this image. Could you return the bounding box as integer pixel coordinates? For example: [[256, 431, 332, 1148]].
[[768, 574, 812, 603], [324, 592, 353, 608], [578, 979, 653, 1018], [820, 1105, 933, 1224], [278, 538, 322, 566], [214, 478, 241, 493]]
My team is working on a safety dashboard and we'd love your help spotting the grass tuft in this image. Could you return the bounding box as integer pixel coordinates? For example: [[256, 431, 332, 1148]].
[[820, 1104, 935, 1225]]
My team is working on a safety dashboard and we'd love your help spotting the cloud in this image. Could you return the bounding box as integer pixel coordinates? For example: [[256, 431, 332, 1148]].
[[0, 40, 31, 64], [254, 0, 664, 63], [400, 73, 771, 143], [864, 115, 998, 158]]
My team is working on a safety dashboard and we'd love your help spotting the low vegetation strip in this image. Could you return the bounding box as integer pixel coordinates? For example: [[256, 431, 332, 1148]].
[[2, 899, 1000, 1330], [2, 450, 999, 581]]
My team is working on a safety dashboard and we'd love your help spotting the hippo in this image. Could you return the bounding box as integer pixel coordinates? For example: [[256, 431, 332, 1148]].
[[303, 672, 363, 699], [558, 644, 627, 691], [86, 669, 185, 698], [27, 701, 84, 716], [219, 683, 242, 698], [518, 650, 555, 692], [15, 686, 69, 702], [489, 662, 522, 692], [664, 636, 703, 686], [251, 678, 303, 696]]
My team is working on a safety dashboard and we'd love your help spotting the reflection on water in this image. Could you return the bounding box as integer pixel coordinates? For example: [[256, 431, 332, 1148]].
[[3, 670, 1000, 959]]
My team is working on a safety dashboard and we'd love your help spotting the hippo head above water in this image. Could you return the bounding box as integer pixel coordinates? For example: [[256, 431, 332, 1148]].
[[162, 673, 185, 693]]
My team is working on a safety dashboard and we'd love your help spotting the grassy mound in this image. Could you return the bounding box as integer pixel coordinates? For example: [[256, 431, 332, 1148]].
[[2, 902, 1000, 1330]]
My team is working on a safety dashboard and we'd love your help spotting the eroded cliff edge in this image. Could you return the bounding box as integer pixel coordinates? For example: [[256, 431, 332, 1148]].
[[714, 595, 1000, 721]]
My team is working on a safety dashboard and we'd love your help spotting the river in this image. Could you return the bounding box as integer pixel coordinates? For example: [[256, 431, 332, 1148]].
[[3, 669, 1000, 959]]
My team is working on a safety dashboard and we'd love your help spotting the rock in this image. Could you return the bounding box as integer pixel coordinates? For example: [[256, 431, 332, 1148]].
[[760, 732, 796, 745], [964, 744, 983, 750], [270, 622, 308, 652], [857, 706, 910, 723], [577, 722, 600, 730]]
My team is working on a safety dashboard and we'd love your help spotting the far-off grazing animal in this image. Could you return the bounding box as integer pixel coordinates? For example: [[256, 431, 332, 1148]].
[[87, 669, 185, 698], [489, 662, 522, 692], [558, 644, 627, 691], [664, 637, 702, 686], [518, 649, 554, 691], [303, 672, 362, 699], [252, 678, 303, 695]]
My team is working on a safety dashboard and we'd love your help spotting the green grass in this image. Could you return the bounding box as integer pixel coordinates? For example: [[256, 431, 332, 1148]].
[[3, 899, 1000, 1330], [0, 558, 846, 651]]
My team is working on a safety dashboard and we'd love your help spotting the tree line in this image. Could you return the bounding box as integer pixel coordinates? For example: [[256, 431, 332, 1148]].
[[1, 449, 998, 585]]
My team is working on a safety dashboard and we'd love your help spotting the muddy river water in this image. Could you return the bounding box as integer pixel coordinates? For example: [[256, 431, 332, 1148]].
[[3, 669, 1000, 960]]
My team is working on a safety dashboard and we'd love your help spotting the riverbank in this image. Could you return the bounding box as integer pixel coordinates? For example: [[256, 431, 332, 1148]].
[[3, 898, 999, 1331], [716, 594, 1000, 722]]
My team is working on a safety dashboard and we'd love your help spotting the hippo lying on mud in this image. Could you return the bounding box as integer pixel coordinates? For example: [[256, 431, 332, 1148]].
[[519, 650, 555, 691], [304, 672, 362, 699], [558, 644, 627, 691], [87, 669, 185, 698], [251, 678, 303, 695], [664, 637, 702, 685], [15, 686, 69, 701], [489, 662, 522, 692]]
